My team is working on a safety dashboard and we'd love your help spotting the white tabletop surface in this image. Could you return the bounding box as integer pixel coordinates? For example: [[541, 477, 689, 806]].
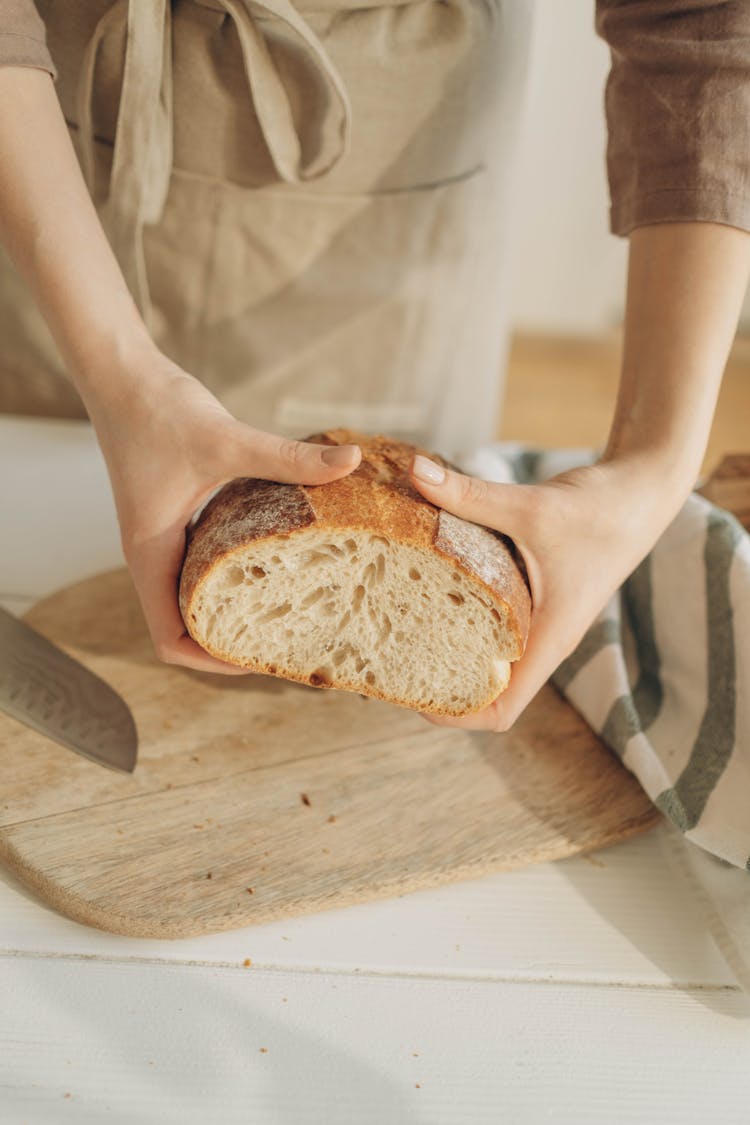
[[1, 415, 749, 1124]]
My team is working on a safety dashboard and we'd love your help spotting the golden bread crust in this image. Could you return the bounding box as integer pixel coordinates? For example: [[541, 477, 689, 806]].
[[179, 429, 531, 703]]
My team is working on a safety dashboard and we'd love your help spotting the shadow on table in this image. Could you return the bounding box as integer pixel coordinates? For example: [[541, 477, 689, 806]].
[[475, 726, 750, 1019], [11, 947, 435, 1125]]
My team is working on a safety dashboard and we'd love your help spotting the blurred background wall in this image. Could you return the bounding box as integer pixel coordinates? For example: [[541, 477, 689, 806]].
[[509, 0, 750, 337]]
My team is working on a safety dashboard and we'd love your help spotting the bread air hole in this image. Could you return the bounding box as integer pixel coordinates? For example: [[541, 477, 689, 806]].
[[300, 587, 325, 609], [408, 567, 421, 581], [223, 566, 246, 587], [309, 667, 333, 687], [352, 584, 365, 612], [300, 551, 332, 568], [257, 601, 292, 624], [365, 671, 376, 686], [447, 592, 464, 606], [361, 555, 386, 589], [250, 565, 266, 579]]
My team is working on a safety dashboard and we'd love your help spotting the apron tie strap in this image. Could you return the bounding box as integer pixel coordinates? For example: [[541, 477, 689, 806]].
[[76, 0, 351, 322], [222, 0, 352, 183], [77, 0, 172, 324]]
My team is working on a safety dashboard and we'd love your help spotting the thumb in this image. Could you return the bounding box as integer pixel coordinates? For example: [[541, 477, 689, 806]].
[[226, 426, 362, 486], [410, 454, 527, 533]]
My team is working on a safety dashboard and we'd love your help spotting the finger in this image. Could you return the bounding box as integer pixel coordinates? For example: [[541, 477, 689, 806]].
[[154, 633, 252, 675], [419, 701, 504, 732], [410, 452, 543, 612], [127, 524, 251, 675], [483, 613, 574, 730], [410, 455, 528, 532], [227, 427, 362, 486], [418, 607, 573, 732]]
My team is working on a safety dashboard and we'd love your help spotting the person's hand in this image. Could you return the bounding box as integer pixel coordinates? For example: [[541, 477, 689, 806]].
[[409, 452, 690, 730], [85, 346, 361, 673]]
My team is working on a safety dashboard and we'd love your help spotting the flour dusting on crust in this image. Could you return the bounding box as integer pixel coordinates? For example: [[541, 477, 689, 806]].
[[435, 510, 531, 656]]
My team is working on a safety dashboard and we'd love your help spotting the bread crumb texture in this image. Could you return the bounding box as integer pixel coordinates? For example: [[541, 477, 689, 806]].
[[179, 430, 531, 716]]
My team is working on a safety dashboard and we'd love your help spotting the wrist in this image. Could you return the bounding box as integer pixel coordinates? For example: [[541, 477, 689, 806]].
[[70, 328, 173, 416], [596, 445, 699, 518], [601, 415, 703, 480]]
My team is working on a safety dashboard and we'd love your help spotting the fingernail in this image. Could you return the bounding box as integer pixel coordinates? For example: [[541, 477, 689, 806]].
[[321, 444, 360, 467], [412, 455, 446, 485]]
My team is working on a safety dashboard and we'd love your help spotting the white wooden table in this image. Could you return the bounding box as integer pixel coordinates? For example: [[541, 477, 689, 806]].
[[1, 416, 749, 1124]]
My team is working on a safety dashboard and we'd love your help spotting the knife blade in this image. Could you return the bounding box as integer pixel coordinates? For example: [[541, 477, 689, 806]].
[[0, 606, 137, 773]]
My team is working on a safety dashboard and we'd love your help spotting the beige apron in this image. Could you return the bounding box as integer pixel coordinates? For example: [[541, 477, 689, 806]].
[[0, 0, 534, 456]]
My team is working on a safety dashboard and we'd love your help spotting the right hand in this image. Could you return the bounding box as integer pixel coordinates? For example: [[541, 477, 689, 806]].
[[84, 345, 361, 673]]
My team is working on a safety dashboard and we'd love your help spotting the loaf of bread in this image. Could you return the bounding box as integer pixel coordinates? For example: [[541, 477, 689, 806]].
[[179, 430, 531, 716]]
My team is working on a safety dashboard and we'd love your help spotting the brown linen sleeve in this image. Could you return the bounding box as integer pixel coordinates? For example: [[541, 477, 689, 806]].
[[0, 0, 55, 78], [596, 0, 750, 236]]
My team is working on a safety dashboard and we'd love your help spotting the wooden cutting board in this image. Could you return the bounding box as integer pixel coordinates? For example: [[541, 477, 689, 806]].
[[0, 567, 660, 939]]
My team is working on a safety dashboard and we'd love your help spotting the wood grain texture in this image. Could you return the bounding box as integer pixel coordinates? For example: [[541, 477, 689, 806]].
[[0, 569, 659, 938], [0, 826, 737, 987]]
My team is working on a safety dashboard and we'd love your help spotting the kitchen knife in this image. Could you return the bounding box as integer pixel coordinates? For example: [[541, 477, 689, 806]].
[[0, 606, 137, 772]]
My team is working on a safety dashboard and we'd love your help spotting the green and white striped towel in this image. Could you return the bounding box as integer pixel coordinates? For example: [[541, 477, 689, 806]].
[[462, 444, 750, 993]]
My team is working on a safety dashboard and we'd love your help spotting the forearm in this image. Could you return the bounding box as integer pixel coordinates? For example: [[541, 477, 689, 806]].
[[0, 66, 154, 406], [603, 222, 750, 493]]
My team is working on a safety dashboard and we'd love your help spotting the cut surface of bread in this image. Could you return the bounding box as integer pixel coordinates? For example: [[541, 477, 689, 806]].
[[180, 430, 531, 716]]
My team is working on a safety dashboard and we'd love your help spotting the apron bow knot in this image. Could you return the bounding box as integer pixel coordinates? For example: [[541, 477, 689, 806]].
[[77, 0, 352, 320]]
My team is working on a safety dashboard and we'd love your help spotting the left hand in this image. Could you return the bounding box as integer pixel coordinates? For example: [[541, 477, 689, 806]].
[[410, 452, 690, 731]]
